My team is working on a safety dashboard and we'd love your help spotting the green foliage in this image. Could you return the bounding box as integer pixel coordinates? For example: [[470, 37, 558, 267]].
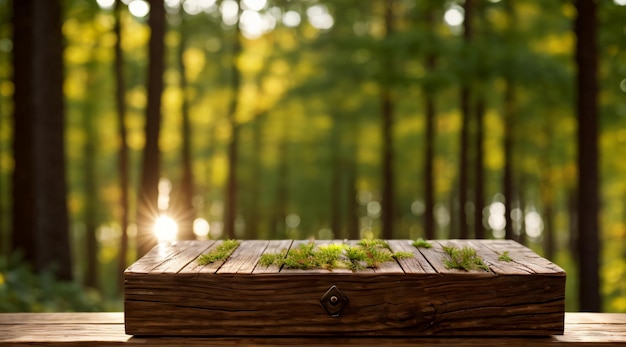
[[498, 251, 512, 262], [0, 254, 109, 312], [412, 238, 433, 248], [442, 245, 490, 272], [258, 240, 412, 272], [197, 240, 240, 265]]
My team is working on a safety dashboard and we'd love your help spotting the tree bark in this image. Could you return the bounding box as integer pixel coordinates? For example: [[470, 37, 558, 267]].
[[474, 97, 485, 239], [502, 0, 516, 241], [177, 9, 196, 241], [575, 0, 601, 312], [380, 0, 395, 239], [84, 61, 99, 289], [114, 0, 130, 290], [223, 5, 242, 239], [422, 2, 436, 240], [11, 0, 72, 280], [458, 0, 473, 239], [137, 0, 166, 257]]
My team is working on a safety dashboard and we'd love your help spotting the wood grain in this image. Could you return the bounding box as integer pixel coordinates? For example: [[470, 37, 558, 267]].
[[124, 239, 566, 336], [2, 312, 624, 346]]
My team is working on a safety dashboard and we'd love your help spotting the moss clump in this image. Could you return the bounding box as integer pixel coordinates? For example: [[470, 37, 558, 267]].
[[197, 239, 240, 265], [258, 239, 412, 272], [497, 251, 512, 262], [442, 245, 489, 272], [412, 237, 432, 248]]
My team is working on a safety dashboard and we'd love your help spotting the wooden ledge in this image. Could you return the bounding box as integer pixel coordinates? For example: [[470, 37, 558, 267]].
[[1, 312, 625, 346]]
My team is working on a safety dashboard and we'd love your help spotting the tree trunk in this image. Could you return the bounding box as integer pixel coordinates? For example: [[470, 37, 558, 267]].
[[114, 0, 130, 291], [330, 110, 343, 238], [11, 0, 72, 280], [422, 3, 436, 240], [503, 0, 516, 241], [575, 0, 601, 312], [380, 0, 395, 239], [83, 61, 99, 289], [223, 6, 242, 239], [474, 96, 485, 239], [246, 112, 265, 239], [177, 10, 196, 241], [137, 0, 166, 257], [503, 81, 515, 240], [458, 0, 473, 239]]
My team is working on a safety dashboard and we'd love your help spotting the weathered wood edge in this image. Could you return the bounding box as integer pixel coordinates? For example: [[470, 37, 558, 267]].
[[2, 313, 626, 346]]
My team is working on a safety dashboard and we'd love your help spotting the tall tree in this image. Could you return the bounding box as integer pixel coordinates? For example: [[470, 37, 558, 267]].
[[473, 97, 485, 239], [502, 0, 516, 241], [176, 7, 196, 241], [114, 0, 130, 288], [11, 0, 72, 280], [223, 3, 242, 239], [575, 0, 600, 312], [136, 0, 166, 257], [380, 0, 395, 239], [83, 58, 99, 289], [422, 0, 437, 240], [458, 0, 473, 239]]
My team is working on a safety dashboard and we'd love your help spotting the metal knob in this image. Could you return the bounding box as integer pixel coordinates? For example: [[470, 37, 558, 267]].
[[320, 285, 348, 317]]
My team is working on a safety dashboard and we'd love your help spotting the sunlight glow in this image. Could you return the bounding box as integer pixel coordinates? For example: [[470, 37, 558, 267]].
[[193, 218, 210, 239], [285, 213, 301, 229], [615, 0, 626, 6], [158, 178, 172, 211], [488, 202, 506, 238], [525, 211, 543, 239], [242, 0, 267, 12], [443, 5, 464, 27], [221, 0, 239, 26], [182, 0, 217, 15], [154, 215, 178, 243], [367, 201, 381, 218], [282, 10, 301, 27], [240, 10, 275, 39], [307, 5, 334, 30], [128, 0, 150, 18], [96, 0, 115, 10]]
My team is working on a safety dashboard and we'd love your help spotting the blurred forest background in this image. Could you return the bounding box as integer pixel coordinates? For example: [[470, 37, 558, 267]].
[[0, 0, 625, 313]]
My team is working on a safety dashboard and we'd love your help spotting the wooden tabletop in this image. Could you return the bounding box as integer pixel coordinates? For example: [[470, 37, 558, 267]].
[[1, 312, 625, 346]]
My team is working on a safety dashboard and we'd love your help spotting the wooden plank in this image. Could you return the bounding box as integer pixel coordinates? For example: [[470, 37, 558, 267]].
[[481, 240, 565, 275], [252, 239, 293, 274], [151, 240, 215, 273], [217, 240, 269, 274], [124, 241, 194, 274], [387, 239, 436, 274], [465, 239, 532, 275], [3, 313, 625, 346]]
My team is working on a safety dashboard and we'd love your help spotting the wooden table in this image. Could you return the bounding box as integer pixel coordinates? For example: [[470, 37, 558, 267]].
[[1, 312, 625, 346]]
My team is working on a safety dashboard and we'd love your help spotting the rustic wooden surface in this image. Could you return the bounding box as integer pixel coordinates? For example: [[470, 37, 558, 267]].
[[124, 239, 566, 336], [1, 312, 625, 346]]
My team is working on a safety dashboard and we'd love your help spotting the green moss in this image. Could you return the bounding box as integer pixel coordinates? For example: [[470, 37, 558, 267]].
[[197, 239, 240, 265], [258, 239, 412, 272], [412, 238, 433, 248], [442, 245, 489, 272], [498, 251, 512, 262]]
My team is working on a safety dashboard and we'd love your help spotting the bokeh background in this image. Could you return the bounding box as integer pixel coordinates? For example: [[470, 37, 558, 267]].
[[0, 0, 625, 313]]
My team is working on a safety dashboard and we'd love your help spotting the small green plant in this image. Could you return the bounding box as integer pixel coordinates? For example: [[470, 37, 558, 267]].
[[412, 237, 432, 248], [498, 251, 512, 262], [197, 239, 240, 265], [442, 245, 489, 272], [258, 239, 412, 272]]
